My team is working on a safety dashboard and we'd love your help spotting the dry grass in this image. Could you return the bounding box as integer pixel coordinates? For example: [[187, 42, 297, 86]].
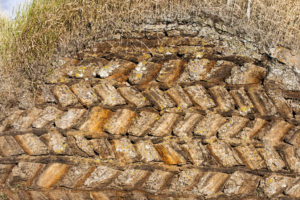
[[0, 0, 299, 114]]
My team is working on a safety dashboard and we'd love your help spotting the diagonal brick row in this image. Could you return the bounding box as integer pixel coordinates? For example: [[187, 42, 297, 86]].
[[0, 161, 299, 199]]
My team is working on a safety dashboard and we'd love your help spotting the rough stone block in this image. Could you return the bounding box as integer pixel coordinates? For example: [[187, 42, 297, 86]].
[[118, 86, 150, 108], [36, 163, 69, 188], [70, 81, 98, 106], [144, 87, 176, 110], [135, 140, 161, 162], [166, 85, 193, 109], [184, 84, 215, 110], [128, 111, 159, 137], [83, 165, 119, 188], [209, 85, 235, 112], [0, 136, 25, 156], [128, 61, 161, 86], [53, 85, 78, 107], [111, 138, 138, 162], [156, 60, 184, 87], [55, 108, 86, 129], [150, 112, 180, 137], [104, 109, 136, 135], [14, 133, 49, 155], [32, 106, 63, 128]]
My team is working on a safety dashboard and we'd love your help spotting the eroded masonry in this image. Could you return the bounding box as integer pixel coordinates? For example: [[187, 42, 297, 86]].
[[0, 24, 300, 199]]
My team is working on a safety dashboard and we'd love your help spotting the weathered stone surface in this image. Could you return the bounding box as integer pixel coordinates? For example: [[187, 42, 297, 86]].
[[266, 62, 300, 91], [154, 141, 186, 165], [41, 130, 71, 155], [59, 165, 91, 188], [150, 112, 180, 137], [248, 85, 277, 116], [235, 145, 266, 170], [79, 106, 112, 138], [144, 87, 176, 110], [32, 106, 63, 128], [0, 136, 25, 156], [193, 112, 226, 138], [11, 108, 42, 130], [270, 47, 300, 74], [169, 169, 202, 192], [55, 109, 86, 129], [191, 172, 230, 196], [70, 81, 98, 106], [111, 138, 138, 162], [129, 61, 161, 86], [94, 81, 126, 107], [258, 145, 286, 171], [14, 133, 49, 155], [53, 85, 78, 107], [128, 111, 159, 137], [281, 145, 300, 173], [143, 170, 173, 191], [260, 175, 295, 197], [285, 180, 300, 198], [208, 140, 242, 167], [83, 165, 119, 188], [209, 85, 235, 112], [218, 116, 249, 139], [135, 140, 161, 162], [104, 109, 136, 135], [173, 113, 202, 137], [113, 169, 149, 189], [223, 171, 261, 195], [184, 84, 215, 110], [262, 120, 293, 146], [185, 59, 214, 81], [90, 138, 115, 159], [156, 60, 184, 87], [166, 85, 193, 109], [118, 86, 150, 108], [230, 87, 254, 116], [7, 162, 44, 187], [36, 163, 69, 188], [181, 139, 214, 166], [226, 63, 267, 84]]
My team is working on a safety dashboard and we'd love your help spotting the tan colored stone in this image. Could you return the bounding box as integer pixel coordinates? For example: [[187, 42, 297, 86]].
[[258, 145, 286, 171], [129, 61, 161, 86], [93, 81, 126, 107], [11, 107, 42, 130], [184, 84, 215, 110], [128, 111, 159, 137], [14, 133, 48, 155], [263, 120, 293, 146], [235, 145, 266, 170], [111, 138, 138, 162], [156, 60, 184, 87], [192, 172, 230, 197], [282, 145, 300, 173], [260, 175, 295, 197], [154, 141, 186, 165], [208, 140, 242, 167], [248, 85, 277, 116], [285, 180, 300, 198], [118, 86, 150, 108], [169, 169, 202, 192], [193, 112, 226, 138], [42, 130, 71, 155], [59, 165, 92, 188], [55, 108, 86, 129], [79, 106, 112, 138], [223, 171, 261, 195], [83, 165, 119, 188], [36, 163, 69, 188], [0, 136, 24, 156], [186, 59, 214, 81], [218, 116, 249, 139], [114, 169, 149, 189], [53, 85, 78, 107], [230, 87, 254, 116], [173, 113, 202, 137], [7, 162, 44, 187], [209, 85, 235, 112], [166, 85, 193, 109], [32, 106, 63, 128], [143, 170, 173, 191], [135, 140, 161, 162], [150, 112, 180, 137], [144, 87, 176, 110], [226, 63, 267, 84], [181, 139, 214, 166], [237, 118, 267, 139], [70, 81, 98, 106], [104, 109, 136, 135], [90, 138, 115, 159]]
